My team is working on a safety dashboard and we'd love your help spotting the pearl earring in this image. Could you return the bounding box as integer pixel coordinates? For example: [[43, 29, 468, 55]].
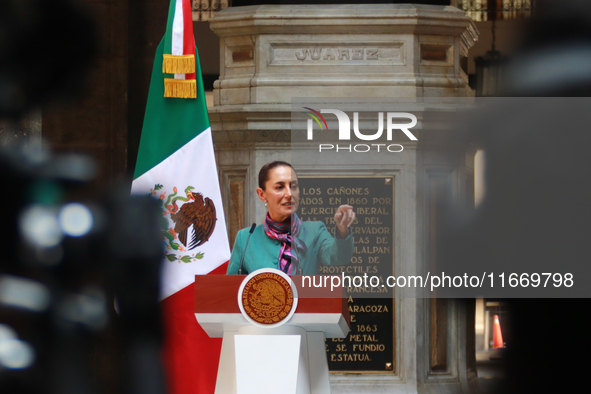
[[264, 201, 267, 206]]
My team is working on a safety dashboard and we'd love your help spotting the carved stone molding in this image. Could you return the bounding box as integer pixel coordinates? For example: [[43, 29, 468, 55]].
[[219, 165, 249, 247], [272, 44, 404, 66], [209, 4, 478, 107], [192, 0, 229, 22]]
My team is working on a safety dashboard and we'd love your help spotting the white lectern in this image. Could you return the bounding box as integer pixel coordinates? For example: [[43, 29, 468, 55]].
[[194, 271, 350, 394]]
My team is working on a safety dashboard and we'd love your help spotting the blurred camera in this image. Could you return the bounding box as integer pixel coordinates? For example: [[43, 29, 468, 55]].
[[0, 143, 165, 394]]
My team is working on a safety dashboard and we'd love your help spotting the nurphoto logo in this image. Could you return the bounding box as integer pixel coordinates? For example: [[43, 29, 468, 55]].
[[303, 107, 418, 153]]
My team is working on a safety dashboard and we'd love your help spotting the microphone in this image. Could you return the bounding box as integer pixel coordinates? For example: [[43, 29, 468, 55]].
[[238, 223, 256, 275]]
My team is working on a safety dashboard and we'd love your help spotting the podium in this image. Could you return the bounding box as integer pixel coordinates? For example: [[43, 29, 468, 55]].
[[194, 272, 350, 394]]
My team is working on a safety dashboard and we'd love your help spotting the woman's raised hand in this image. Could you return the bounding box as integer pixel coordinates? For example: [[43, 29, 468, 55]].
[[334, 204, 355, 238]]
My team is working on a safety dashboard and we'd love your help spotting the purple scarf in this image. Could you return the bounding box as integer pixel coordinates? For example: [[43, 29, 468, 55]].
[[264, 213, 308, 275]]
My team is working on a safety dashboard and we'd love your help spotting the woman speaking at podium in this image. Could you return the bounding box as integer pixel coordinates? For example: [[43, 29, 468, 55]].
[[227, 161, 355, 275]]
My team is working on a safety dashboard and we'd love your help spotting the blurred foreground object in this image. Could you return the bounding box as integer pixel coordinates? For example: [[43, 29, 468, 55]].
[[0, 0, 96, 119], [1, 1, 167, 392], [0, 144, 166, 394], [442, 1, 591, 392], [505, 0, 591, 95]]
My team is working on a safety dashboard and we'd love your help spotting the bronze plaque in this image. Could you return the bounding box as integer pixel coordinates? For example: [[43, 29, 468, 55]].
[[298, 177, 395, 372]]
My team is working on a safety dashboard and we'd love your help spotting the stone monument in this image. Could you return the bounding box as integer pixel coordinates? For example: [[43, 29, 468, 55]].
[[207, 4, 479, 393]]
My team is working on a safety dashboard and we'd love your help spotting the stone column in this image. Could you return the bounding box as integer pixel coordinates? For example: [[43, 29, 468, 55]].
[[208, 5, 478, 393]]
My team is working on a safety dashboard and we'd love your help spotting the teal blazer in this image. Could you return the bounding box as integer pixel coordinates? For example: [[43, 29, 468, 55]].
[[227, 221, 353, 275]]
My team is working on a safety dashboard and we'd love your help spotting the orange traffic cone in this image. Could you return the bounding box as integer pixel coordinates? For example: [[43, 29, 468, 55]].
[[492, 314, 504, 348]]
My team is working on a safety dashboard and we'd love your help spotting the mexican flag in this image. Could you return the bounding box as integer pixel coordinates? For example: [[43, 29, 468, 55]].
[[131, 1, 230, 393]]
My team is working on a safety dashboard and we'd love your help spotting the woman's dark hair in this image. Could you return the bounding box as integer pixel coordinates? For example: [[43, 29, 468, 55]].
[[258, 161, 294, 190]]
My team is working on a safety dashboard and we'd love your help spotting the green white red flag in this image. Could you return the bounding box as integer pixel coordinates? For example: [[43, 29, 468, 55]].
[[131, 1, 230, 392]]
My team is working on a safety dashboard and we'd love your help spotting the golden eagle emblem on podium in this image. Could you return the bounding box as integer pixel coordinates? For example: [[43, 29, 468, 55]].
[[241, 272, 294, 325]]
